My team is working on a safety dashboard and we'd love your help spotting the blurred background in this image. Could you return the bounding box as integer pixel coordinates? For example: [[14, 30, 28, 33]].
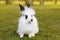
[[0, 0, 60, 40], [0, 0, 60, 5]]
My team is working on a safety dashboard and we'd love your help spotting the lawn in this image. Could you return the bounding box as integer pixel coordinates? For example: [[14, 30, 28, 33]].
[[0, 5, 60, 40]]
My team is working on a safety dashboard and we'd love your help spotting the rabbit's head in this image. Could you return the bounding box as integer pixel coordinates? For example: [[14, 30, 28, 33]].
[[19, 4, 36, 23]]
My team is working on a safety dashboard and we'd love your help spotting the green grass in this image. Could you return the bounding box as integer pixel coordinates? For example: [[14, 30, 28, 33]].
[[0, 5, 60, 40]]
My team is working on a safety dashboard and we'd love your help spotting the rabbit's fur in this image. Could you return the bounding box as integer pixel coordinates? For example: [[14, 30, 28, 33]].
[[17, 4, 39, 38]]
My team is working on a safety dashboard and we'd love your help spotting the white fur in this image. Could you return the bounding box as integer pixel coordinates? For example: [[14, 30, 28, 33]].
[[17, 6, 39, 38]]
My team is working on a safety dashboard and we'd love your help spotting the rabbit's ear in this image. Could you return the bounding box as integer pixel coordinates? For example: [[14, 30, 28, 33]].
[[27, 4, 30, 8], [19, 4, 25, 11]]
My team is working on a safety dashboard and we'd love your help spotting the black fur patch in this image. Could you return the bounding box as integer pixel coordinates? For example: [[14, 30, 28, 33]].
[[27, 4, 30, 8], [19, 4, 25, 11]]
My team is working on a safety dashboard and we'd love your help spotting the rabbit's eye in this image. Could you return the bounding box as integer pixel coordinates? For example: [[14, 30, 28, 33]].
[[25, 15, 28, 19]]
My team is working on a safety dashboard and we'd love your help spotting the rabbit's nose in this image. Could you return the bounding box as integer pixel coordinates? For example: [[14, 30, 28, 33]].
[[31, 19, 33, 22]]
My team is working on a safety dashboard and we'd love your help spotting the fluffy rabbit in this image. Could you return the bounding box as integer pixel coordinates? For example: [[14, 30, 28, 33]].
[[17, 4, 39, 38]]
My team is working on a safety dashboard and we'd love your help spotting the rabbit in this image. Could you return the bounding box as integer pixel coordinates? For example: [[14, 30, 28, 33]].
[[17, 4, 39, 38]]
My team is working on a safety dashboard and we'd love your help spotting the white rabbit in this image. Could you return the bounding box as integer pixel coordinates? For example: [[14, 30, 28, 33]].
[[17, 4, 39, 38]]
